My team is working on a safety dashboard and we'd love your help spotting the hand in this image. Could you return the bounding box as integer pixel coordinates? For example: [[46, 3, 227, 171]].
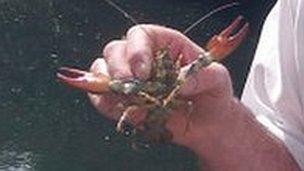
[[88, 24, 235, 147], [58, 21, 301, 171]]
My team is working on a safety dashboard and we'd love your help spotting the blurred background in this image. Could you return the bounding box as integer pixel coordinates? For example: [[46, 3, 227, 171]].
[[0, 0, 275, 170]]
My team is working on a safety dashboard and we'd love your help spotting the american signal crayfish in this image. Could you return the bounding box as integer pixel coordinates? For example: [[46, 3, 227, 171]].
[[57, 15, 248, 143]]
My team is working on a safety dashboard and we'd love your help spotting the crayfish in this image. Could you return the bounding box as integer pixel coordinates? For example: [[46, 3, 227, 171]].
[[57, 14, 248, 143]]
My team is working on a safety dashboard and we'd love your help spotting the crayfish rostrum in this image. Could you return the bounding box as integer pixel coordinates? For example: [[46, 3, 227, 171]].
[[57, 16, 248, 143]]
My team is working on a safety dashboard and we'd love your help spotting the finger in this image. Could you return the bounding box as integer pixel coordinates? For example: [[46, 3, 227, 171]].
[[103, 40, 133, 80], [88, 58, 123, 120], [126, 25, 154, 79], [126, 25, 205, 79], [89, 58, 109, 75], [88, 59, 149, 123], [179, 63, 232, 96], [131, 25, 204, 63]]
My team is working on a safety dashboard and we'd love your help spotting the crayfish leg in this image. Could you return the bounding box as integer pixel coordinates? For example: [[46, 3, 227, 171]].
[[137, 91, 161, 105], [175, 53, 184, 71], [163, 84, 182, 107], [116, 105, 139, 133]]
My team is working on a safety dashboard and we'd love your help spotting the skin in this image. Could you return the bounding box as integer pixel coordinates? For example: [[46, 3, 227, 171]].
[[88, 25, 301, 171]]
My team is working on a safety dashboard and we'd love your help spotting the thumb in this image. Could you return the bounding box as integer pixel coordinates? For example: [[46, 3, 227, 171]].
[[179, 62, 232, 96]]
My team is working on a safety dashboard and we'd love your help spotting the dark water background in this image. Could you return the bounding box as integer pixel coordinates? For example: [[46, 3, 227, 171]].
[[0, 0, 275, 170]]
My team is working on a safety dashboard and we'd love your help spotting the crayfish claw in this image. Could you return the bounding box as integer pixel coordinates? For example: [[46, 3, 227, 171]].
[[206, 15, 249, 60], [57, 67, 111, 94], [220, 15, 244, 37], [228, 22, 249, 49]]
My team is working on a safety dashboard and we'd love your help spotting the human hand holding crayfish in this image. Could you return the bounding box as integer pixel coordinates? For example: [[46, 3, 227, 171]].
[[57, 17, 248, 146]]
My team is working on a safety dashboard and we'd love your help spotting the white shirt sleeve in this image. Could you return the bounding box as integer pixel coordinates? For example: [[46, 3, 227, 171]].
[[241, 0, 304, 169]]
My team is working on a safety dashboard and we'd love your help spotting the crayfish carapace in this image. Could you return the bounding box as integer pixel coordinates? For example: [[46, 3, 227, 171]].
[[57, 16, 248, 143]]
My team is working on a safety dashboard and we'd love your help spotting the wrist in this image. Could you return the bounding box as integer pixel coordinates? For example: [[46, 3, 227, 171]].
[[183, 98, 300, 170]]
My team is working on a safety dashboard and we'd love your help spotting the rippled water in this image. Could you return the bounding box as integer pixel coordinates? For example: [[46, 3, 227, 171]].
[[0, 0, 275, 170], [0, 150, 34, 171]]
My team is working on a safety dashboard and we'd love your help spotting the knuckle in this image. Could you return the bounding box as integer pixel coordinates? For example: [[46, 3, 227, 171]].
[[90, 58, 108, 74], [103, 40, 126, 60], [126, 24, 148, 36], [129, 48, 147, 62]]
